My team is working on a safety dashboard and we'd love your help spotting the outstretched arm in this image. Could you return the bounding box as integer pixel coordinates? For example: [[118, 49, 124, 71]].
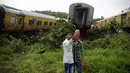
[[64, 39, 73, 47]]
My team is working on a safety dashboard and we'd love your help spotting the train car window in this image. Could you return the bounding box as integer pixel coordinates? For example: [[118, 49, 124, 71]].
[[29, 20, 32, 25], [16, 19, 18, 24], [54, 23, 56, 26], [19, 18, 22, 24], [29, 20, 34, 25], [121, 14, 126, 25], [10, 17, 16, 24], [105, 20, 107, 25], [37, 21, 42, 25], [101, 21, 103, 25], [32, 20, 34, 25], [44, 21, 48, 25], [128, 17, 130, 24], [49, 22, 53, 26]]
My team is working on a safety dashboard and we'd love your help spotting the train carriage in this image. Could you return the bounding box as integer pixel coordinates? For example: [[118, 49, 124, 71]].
[[0, 4, 56, 32], [96, 10, 130, 29]]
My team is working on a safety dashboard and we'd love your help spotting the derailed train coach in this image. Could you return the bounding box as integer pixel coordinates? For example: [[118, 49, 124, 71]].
[[0, 4, 57, 32], [68, 3, 94, 37], [68, 3, 94, 28]]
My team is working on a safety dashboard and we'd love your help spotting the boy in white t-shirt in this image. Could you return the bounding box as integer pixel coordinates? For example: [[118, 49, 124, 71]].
[[62, 32, 74, 73]]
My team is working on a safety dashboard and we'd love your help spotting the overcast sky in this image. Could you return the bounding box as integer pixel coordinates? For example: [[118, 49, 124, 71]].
[[0, 0, 130, 18]]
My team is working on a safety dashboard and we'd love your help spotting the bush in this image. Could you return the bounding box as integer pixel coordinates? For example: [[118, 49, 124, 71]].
[[84, 48, 130, 73], [0, 35, 30, 73], [22, 49, 63, 73], [100, 20, 122, 36], [17, 33, 130, 73], [85, 37, 110, 50], [83, 33, 130, 73], [1, 21, 130, 73], [85, 33, 130, 50], [8, 39, 28, 53], [39, 20, 75, 49], [0, 46, 14, 73]]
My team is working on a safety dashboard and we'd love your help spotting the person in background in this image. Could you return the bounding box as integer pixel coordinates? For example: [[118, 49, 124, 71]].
[[73, 29, 84, 73], [62, 32, 74, 73]]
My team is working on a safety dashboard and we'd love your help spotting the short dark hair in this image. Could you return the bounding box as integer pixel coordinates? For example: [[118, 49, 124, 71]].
[[66, 31, 71, 35]]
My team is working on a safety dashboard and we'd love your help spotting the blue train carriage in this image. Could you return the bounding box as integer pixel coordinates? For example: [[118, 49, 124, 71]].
[[0, 4, 57, 32]]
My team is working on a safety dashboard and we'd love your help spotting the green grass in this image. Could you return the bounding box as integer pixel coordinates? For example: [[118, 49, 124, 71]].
[[21, 33, 130, 73], [0, 35, 30, 73], [84, 48, 130, 73], [1, 31, 130, 73], [21, 48, 130, 73], [22, 50, 64, 73]]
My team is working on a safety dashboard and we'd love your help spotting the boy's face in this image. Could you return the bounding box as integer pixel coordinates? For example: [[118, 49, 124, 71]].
[[66, 33, 72, 40]]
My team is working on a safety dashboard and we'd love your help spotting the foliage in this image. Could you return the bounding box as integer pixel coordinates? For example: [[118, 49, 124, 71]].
[[34, 10, 68, 19], [0, 20, 75, 73], [9, 39, 28, 53], [1, 20, 130, 73], [100, 20, 122, 36], [20, 20, 75, 49], [38, 20, 75, 49], [92, 18, 102, 24], [84, 48, 130, 73], [83, 33, 130, 73], [0, 46, 14, 73], [50, 20, 75, 48], [85, 32, 129, 50], [21, 49, 63, 73], [0, 35, 30, 73], [21, 33, 130, 73]]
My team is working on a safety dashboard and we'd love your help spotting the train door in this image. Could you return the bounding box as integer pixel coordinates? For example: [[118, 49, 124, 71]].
[[121, 14, 127, 27], [17, 15, 24, 30], [0, 6, 5, 30], [0, 10, 3, 30]]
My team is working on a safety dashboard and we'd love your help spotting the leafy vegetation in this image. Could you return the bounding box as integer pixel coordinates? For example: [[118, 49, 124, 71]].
[[0, 20, 130, 73], [18, 32, 130, 73], [92, 18, 102, 24], [99, 20, 123, 36], [34, 10, 68, 19], [0, 35, 30, 73], [22, 50, 63, 73], [0, 20, 74, 73], [83, 33, 130, 73]]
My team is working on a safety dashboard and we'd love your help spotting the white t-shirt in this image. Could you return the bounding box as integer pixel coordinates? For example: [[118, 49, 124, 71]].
[[62, 39, 74, 64]]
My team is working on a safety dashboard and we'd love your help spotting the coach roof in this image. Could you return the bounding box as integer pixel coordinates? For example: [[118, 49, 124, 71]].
[[0, 4, 56, 20]]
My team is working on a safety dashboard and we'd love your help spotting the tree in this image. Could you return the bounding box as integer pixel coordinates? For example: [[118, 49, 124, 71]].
[[92, 18, 102, 24], [34, 10, 68, 19], [101, 16, 104, 20]]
